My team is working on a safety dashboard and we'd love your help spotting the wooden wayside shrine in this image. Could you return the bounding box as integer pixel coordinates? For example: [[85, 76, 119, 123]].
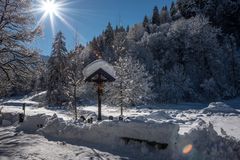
[[83, 60, 116, 121]]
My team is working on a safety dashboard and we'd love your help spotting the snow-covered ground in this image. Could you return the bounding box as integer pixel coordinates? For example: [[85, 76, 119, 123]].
[[1, 92, 240, 139], [1, 92, 240, 159], [0, 127, 122, 160], [79, 105, 240, 140], [3, 103, 240, 139], [0, 91, 72, 121]]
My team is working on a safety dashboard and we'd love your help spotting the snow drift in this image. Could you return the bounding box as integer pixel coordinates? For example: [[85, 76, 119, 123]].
[[176, 121, 240, 160], [146, 111, 172, 120], [201, 102, 240, 114], [16, 114, 50, 133], [38, 115, 179, 154], [16, 114, 240, 160], [0, 112, 19, 126], [17, 114, 179, 159]]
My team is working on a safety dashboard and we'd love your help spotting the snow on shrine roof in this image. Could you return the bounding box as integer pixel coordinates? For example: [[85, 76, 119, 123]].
[[83, 59, 116, 80]]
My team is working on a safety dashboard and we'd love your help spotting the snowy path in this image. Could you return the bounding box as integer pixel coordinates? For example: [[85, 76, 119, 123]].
[[0, 127, 122, 160]]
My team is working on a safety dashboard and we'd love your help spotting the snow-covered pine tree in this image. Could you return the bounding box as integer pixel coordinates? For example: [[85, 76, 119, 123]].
[[103, 22, 115, 62], [112, 28, 127, 59], [143, 15, 150, 33], [47, 32, 69, 107], [170, 2, 177, 18], [89, 37, 104, 60], [159, 6, 170, 24], [104, 22, 114, 47], [104, 56, 155, 109], [152, 6, 160, 26], [143, 15, 149, 28], [115, 25, 125, 33]]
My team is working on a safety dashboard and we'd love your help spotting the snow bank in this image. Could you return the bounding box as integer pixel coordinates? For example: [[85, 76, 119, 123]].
[[2, 120, 11, 126], [201, 102, 240, 114], [83, 59, 116, 79], [146, 111, 172, 120], [37, 114, 66, 135], [29, 91, 47, 102], [176, 122, 240, 160], [16, 114, 240, 160], [16, 114, 179, 159], [40, 116, 179, 159], [16, 114, 50, 133], [0, 112, 19, 126], [39, 115, 179, 146]]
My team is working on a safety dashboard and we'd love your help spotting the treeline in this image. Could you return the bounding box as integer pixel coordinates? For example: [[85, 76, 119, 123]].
[[77, 0, 240, 104]]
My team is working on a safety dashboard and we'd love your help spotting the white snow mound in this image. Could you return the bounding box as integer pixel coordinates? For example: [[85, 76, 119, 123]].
[[176, 122, 240, 160], [16, 114, 50, 133], [39, 115, 179, 146], [16, 114, 240, 160], [146, 111, 172, 120], [17, 114, 179, 157], [201, 102, 239, 114]]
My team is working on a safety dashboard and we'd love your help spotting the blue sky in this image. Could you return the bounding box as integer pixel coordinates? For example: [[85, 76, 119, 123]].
[[32, 0, 173, 56]]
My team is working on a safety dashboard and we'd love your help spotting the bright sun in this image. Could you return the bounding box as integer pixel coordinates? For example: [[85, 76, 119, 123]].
[[34, 0, 66, 34], [34, 0, 84, 39], [41, 0, 59, 15]]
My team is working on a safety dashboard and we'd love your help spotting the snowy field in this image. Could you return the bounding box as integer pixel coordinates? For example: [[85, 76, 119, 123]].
[[1, 92, 240, 159]]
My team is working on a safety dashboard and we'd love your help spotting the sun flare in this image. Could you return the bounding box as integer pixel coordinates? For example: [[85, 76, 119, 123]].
[[41, 0, 59, 16], [34, 0, 67, 34], [33, 0, 86, 41]]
